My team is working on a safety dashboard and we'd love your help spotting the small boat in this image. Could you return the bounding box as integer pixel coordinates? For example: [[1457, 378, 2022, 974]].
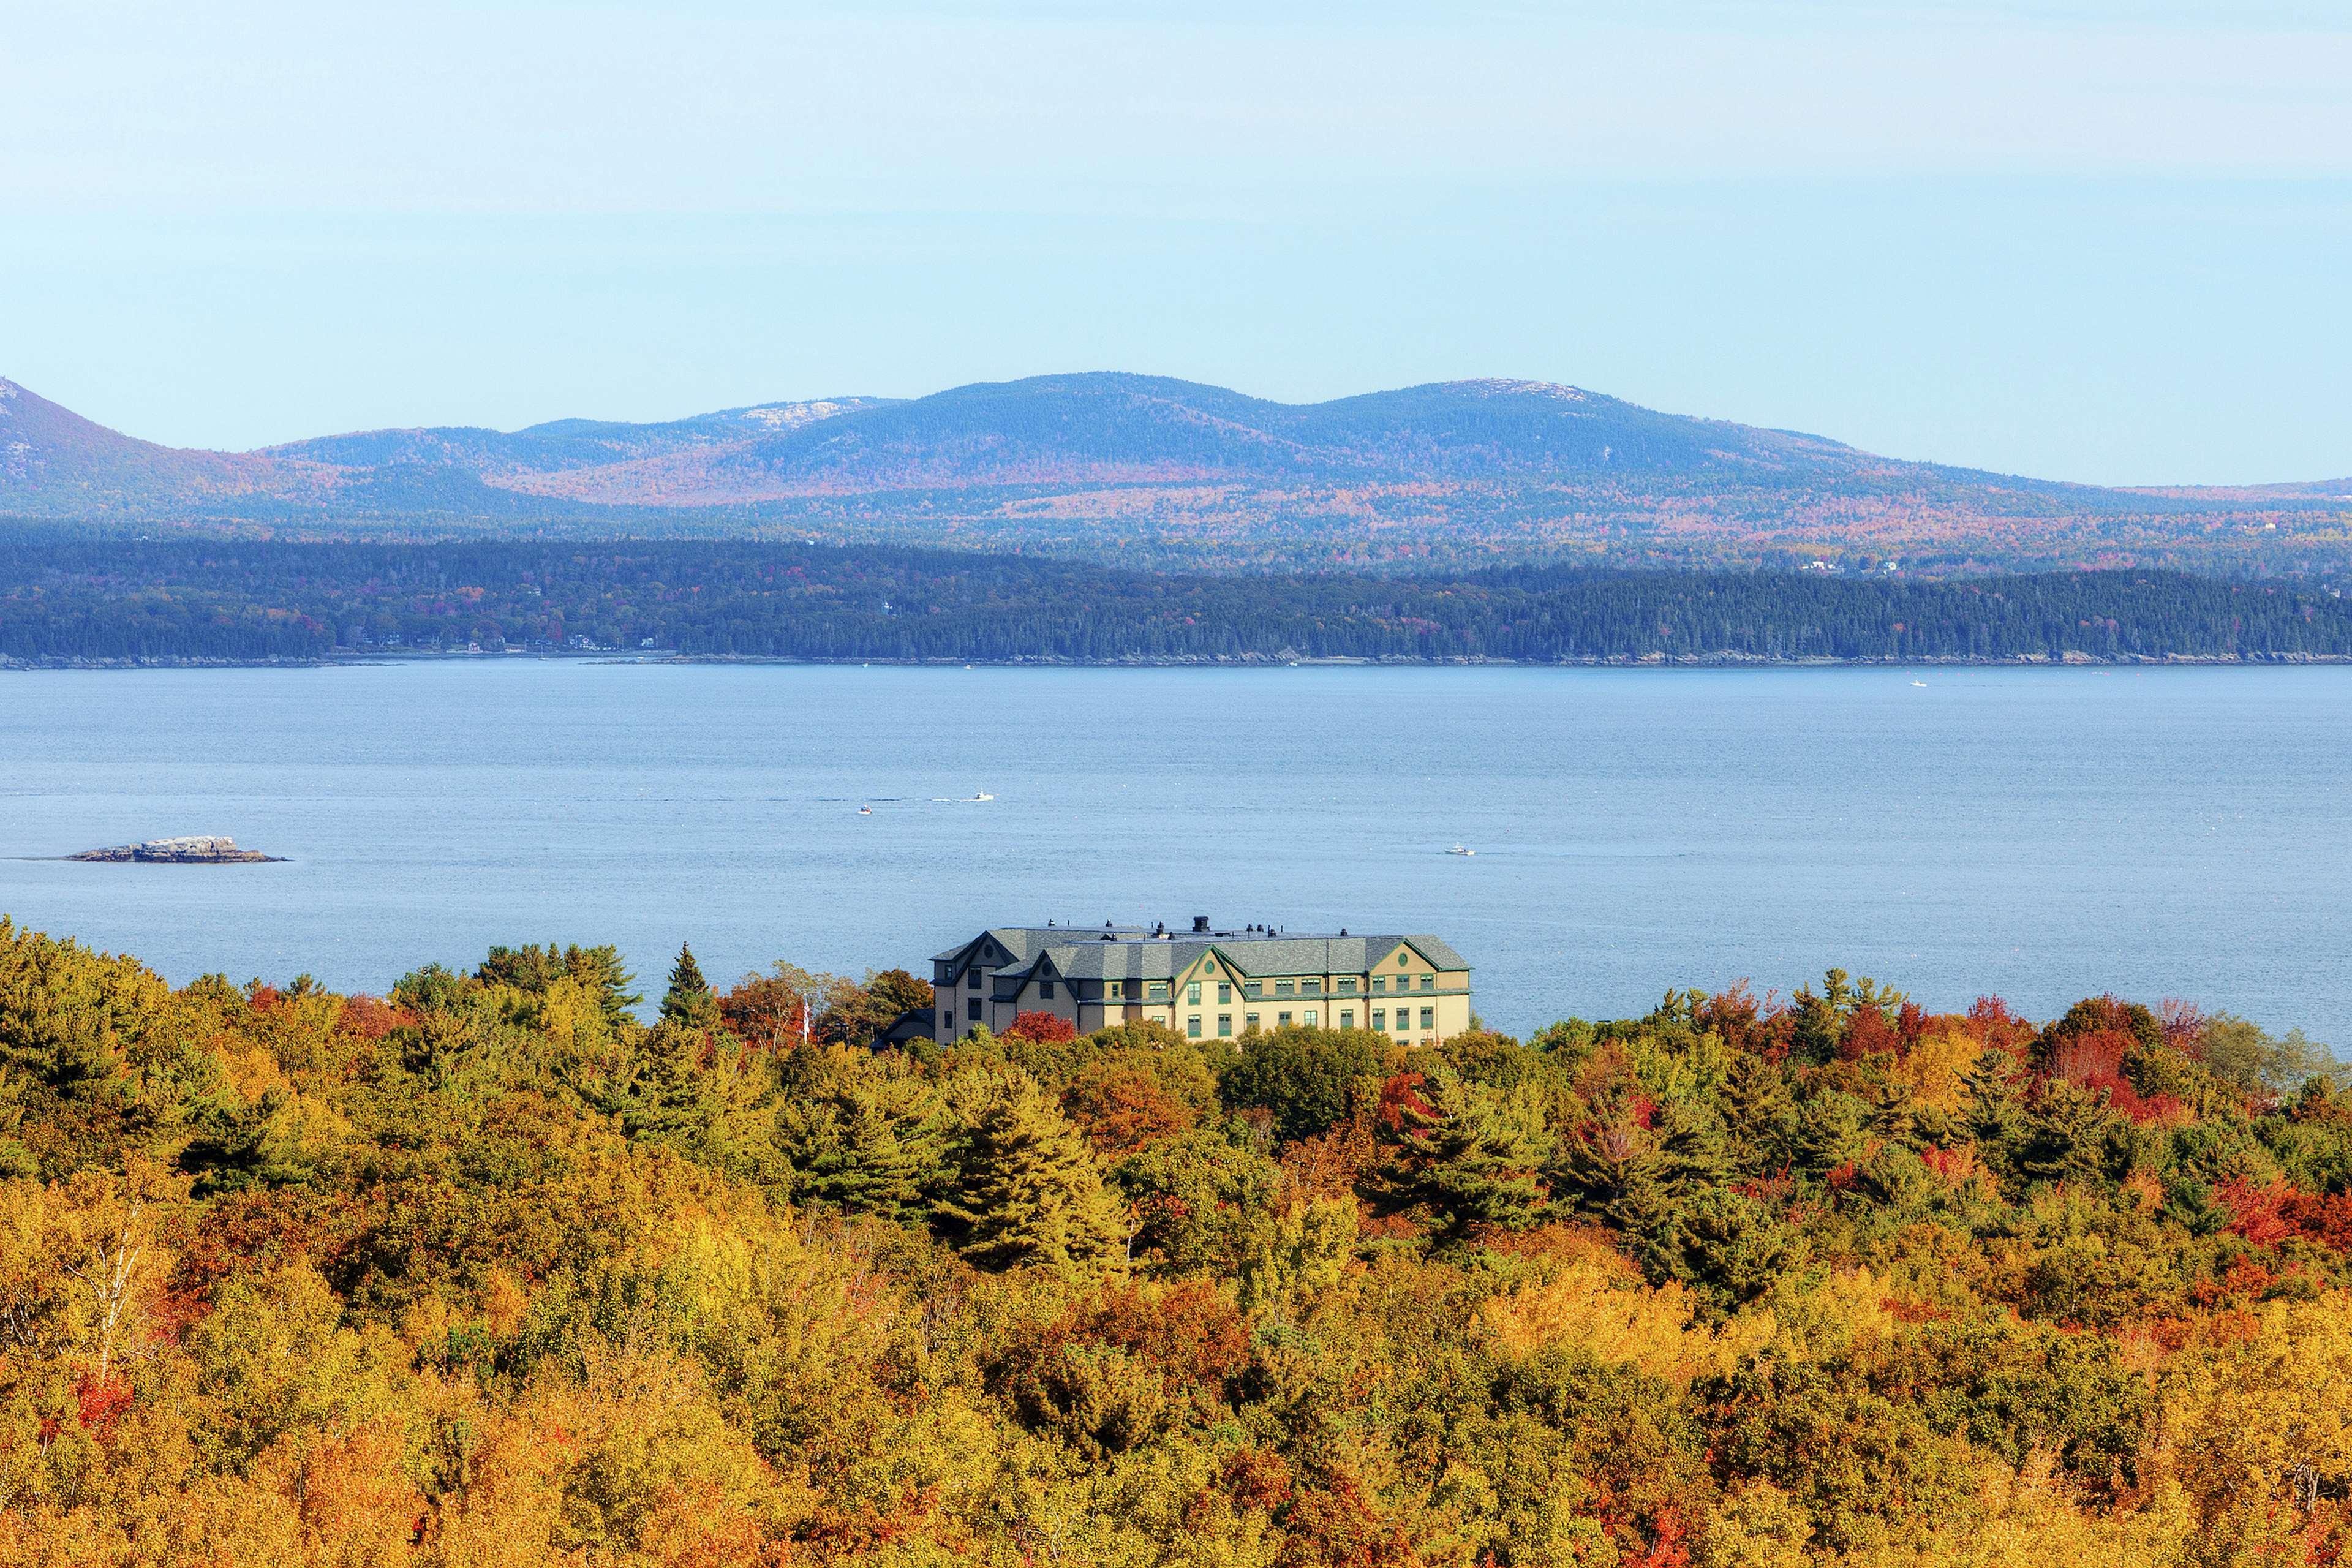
[[1911, 680, 1928, 687], [858, 805, 873, 815], [1447, 844, 1476, 857], [970, 792, 995, 802]]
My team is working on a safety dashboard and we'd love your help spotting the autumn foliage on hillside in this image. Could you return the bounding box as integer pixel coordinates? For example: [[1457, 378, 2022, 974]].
[[5, 920, 2352, 1566]]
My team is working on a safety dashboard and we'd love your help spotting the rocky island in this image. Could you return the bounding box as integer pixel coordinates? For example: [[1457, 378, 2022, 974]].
[[67, 835, 282, 864]]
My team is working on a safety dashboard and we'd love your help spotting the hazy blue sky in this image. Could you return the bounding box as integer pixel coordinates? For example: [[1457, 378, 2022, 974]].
[[4, 1, 2347, 483]]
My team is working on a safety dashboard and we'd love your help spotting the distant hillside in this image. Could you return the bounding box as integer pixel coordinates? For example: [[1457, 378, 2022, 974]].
[[262, 396, 894, 481], [0, 379, 298, 509], [3, 372, 2345, 573], [6, 540, 2348, 666], [491, 375, 1887, 502]]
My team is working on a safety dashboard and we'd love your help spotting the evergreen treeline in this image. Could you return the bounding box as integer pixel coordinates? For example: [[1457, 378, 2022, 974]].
[[2, 538, 2349, 663], [4, 918, 2352, 1563]]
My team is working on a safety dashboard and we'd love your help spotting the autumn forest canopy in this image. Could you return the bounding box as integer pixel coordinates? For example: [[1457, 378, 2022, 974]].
[[5, 918, 2352, 1564]]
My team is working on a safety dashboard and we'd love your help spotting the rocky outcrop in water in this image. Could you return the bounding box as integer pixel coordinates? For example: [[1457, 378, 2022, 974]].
[[68, 836, 281, 864]]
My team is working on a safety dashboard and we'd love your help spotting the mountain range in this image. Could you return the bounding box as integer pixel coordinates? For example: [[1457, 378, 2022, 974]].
[[4, 372, 2342, 571]]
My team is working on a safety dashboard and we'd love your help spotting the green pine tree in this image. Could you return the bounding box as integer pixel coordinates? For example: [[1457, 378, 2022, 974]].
[[1365, 1065, 1553, 1242], [935, 1077, 1123, 1275], [1964, 1047, 2030, 1189], [660, 942, 719, 1031], [774, 1046, 951, 1221]]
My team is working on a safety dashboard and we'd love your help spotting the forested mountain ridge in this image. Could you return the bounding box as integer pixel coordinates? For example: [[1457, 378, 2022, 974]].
[[4, 539, 2347, 665], [6, 373, 2345, 573], [0, 379, 290, 506], [260, 395, 895, 478], [3, 916, 2351, 1563]]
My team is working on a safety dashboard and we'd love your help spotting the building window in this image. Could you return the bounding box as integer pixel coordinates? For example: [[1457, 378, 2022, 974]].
[[967, 971, 981, 989], [1340, 1009, 1355, 1029], [1108, 981, 1121, 1000], [968, 998, 982, 1021], [1338, 978, 1358, 995], [1187, 1015, 1202, 1038], [1244, 981, 1262, 999], [1218, 1014, 1233, 1037], [1419, 1007, 1434, 1030], [1186, 981, 1201, 1004], [1420, 976, 1434, 992], [940, 1008, 953, 1031], [1147, 981, 1169, 1000], [1303, 1009, 1318, 1027], [1303, 978, 1321, 996], [1398, 954, 1410, 968], [1218, 982, 1231, 1003], [1394, 1012, 1411, 1033], [1040, 980, 1055, 1000], [1275, 979, 1294, 997], [1371, 1009, 1386, 1030], [1277, 1011, 1292, 1027], [1245, 1012, 1260, 1031], [1371, 977, 1386, 995]]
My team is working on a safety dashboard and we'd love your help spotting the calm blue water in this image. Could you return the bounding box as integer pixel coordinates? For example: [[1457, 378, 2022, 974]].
[[2, 660, 2346, 1043]]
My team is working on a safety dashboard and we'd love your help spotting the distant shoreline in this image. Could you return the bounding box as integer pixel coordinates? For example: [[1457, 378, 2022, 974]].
[[7, 649, 2351, 673]]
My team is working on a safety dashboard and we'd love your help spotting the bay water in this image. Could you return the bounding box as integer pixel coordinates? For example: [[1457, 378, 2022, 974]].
[[2, 660, 2346, 1043]]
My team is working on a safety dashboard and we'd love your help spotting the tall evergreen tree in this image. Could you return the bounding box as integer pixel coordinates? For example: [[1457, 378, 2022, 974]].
[[660, 943, 719, 1031], [1365, 1066, 1553, 1242], [774, 1046, 951, 1221], [935, 1077, 1123, 1274]]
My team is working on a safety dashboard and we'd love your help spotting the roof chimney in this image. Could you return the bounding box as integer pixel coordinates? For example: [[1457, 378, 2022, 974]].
[[1192, 915, 1210, 933]]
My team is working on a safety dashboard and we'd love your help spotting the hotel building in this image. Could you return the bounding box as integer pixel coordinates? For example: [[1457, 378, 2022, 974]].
[[923, 918, 1472, 1046]]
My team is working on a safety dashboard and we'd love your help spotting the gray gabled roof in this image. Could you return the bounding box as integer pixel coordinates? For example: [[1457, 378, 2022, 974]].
[[965, 929, 1468, 998], [933, 925, 1112, 970], [1210, 935, 1468, 977]]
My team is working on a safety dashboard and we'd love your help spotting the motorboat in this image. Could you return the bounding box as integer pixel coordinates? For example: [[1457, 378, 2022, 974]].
[[858, 805, 873, 815], [1447, 844, 1476, 857]]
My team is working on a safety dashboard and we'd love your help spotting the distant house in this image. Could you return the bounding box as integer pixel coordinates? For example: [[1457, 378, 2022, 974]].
[[923, 918, 1472, 1046]]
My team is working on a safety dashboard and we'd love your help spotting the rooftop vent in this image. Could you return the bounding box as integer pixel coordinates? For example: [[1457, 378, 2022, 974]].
[[1192, 915, 1210, 933]]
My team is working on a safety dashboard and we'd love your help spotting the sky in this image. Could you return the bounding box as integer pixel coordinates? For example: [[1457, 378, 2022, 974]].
[[2, 1, 2347, 484]]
